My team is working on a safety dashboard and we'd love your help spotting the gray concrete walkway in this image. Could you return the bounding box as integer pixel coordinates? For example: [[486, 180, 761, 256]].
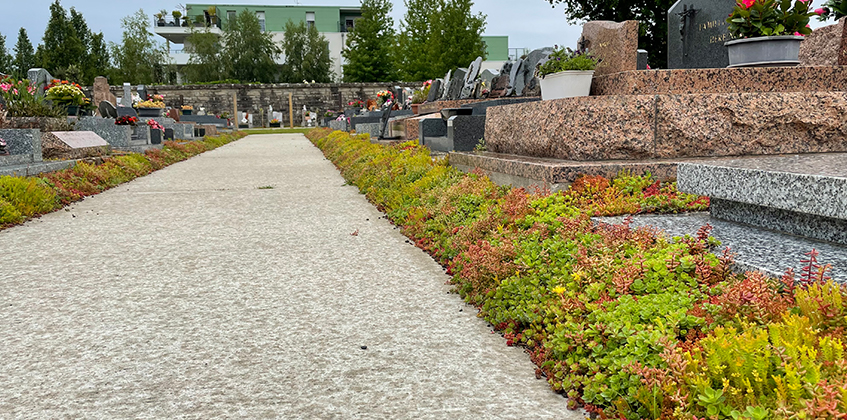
[[0, 134, 581, 419]]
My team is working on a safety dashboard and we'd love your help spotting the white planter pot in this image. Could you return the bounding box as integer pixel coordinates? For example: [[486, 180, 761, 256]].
[[724, 35, 803, 68], [539, 70, 595, 101]]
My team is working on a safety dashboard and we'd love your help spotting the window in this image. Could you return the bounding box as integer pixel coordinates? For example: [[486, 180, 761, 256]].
[[306, 12, 315, 30], [227, 10, 236, 23], [256, 11, 265, 32], [345, 18, 354, 31]]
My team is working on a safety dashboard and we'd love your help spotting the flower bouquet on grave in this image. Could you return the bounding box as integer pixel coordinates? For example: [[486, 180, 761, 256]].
[[376, 90, 394, 107], [347, 99, 364, 108], [115, 116, 138, 126], [146, 119, 164, 131], [45, 81, 86, 115], [727, 0, 820, 38], [0, 137, 8, 156], [270, 118, 281, 127], [411, 81, 432, 105]]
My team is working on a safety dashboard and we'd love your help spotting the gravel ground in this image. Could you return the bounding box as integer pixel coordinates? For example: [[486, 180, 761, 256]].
[[0, 134, 582, 419]]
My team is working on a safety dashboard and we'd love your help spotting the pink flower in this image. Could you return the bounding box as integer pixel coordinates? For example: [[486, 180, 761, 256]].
[[795, 31, 805, 36], [742, 0, 756, 8], [815, 7, 825, 14]]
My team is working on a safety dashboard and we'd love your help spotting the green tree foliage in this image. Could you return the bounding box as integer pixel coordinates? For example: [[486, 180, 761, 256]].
[[0, 32, 12, 75], [222, 10, 282, 83], [397, 0, 487, 81], [543, 0, 673, 69], [111, 9, 166, 84], [280, 20, 334, 83], [12, 28, 35, 79], [342, 0, 396, 82], [36, 1, 86, 80], [183, 29, 225, 83], [87, 32, 111, 82]]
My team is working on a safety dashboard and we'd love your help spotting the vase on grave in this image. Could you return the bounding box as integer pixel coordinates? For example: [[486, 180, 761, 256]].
[[150, 128, 162, 145], [411, 104, 420, 114], [539, 70, 595, 101], [65, 105, 79, 116], [137, 107, 163, 117], [725, 35, 803, 67], [270, 122, 281, 128], [182, 109, 192, 115]]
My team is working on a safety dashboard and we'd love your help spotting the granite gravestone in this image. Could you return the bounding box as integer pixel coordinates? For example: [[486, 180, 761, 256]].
[[479, 69, 499, 95], [447, 68, 467, 100], [579, 20, 639, 76], [137, 85, 148, 102], [121, 83, 132, 107], [519, 47, 553, 96], [637, 49, 649, 70], [440, 70, 452, 101], [489, 62, 513, 99], [98, 101, 118, 119], [26, 68, 53, 92], [460, 57, 483, 99], [427, 79, 443, 102], [505, 59, 524, 96], [667, 0, 736, 69], [93, 77, 117, 116]]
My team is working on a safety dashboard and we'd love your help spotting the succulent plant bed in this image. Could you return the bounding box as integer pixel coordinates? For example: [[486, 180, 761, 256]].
[[307, 128, 847, 420], [0, 132, 247, 228]]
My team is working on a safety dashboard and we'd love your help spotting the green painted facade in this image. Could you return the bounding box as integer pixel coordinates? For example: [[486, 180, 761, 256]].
[[482, 36, 509, 61], [184, 4, 361, 33]]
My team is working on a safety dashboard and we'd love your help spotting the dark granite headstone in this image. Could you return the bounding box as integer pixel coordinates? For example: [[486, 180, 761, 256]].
[[98, 101, 118, 119], [448, 115, 486, 152], [116, 107, 138, 118], [488, 70, 511, 99], [137, 84, 148, 102], [439, 70, 452, 101], [151, 129, 162, 144], [427, 79, 443, 102], [519, 47, 553, 96], [479, 69, 499, 94], [667, 0, 736, 69], [460, 57, 483, 99], [506, 59, 525, 97], [447, 68, 467, 100], [637, 49, 649, 69], [164, 128, 174, 141]]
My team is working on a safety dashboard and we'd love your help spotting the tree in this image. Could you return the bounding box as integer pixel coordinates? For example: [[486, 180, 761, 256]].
[[543, 0, 673, 69], [87, 32, 111, 82], [183, 29, 225, 83], [396, 0, 486, 81], [36, 0, 86, 79], [0, 32, 12, 75], [280, 20, 333, 83], [222, 10, 282, 83], [342, 0, 396, 82], [111, 9, 166, 84], [12, 28, 35, 79]]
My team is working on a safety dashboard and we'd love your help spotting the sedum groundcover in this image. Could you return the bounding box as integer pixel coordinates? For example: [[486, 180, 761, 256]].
[[308, 128, 847, 420]]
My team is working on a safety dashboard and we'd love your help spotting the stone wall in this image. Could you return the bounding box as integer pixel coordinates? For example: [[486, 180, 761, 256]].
[[84, 82, 419, 127]]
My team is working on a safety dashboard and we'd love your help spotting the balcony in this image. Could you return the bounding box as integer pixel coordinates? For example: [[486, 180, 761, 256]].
[[153, 16, 222, 44]]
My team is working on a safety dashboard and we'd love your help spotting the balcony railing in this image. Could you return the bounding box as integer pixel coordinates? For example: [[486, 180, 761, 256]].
[[153, 15, 222, 30]]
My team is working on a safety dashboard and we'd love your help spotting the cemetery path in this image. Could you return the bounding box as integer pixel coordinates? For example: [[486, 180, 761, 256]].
[[0, 134, 581, 419]]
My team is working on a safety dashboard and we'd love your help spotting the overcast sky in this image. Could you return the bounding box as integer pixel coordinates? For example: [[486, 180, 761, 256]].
[[1, 0, 584, 53], [1, 0, 831, 56]]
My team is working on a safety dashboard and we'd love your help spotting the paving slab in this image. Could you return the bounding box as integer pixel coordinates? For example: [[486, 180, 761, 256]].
[[0, 134, 580, 419]]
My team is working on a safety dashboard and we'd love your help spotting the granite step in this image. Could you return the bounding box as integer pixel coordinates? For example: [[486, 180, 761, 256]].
[[485, 91, 847, 162], [677, 153, 847, 245], [449, 151, 718, 191], [0, 160, 77, 177], [595, 212, 847, 284]]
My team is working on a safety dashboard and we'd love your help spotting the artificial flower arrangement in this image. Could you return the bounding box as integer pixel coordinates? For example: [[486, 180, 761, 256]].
[[146, 119, 164, 130], [270, 118, 280, 124], [347, 99, 364, 108], [376, 90, 394, 106], [181, 105, 193, 110], [45, 82, 85, 106], [0, 137, 8, 155], [136, 100, 165, 108], [727, 0, 822, 38], [115, 116, 138, 126]]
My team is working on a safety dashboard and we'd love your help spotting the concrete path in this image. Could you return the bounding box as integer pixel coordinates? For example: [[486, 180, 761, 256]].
[[0, 134, 581, 419]]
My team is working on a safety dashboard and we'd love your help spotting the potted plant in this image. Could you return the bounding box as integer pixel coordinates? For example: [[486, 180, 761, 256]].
[[115, 116, 138, 126], [270, 118, 281, 128], [536, 46, 599, 101], [208, 6, 218, 26], [172, 10, 182, 26], [376, 90, 393, 108], [181, 105, 193, 115], [45, 80, 86, 115], [147, 119, 164, 144], [194, 14, 205, 27], [156, 10, 167, 27], [136, 95, 165, 117], [724, 0, 823, 67]]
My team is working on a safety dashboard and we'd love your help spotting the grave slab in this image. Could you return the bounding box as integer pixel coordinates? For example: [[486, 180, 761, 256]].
[[42, 131, 110, 159]]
